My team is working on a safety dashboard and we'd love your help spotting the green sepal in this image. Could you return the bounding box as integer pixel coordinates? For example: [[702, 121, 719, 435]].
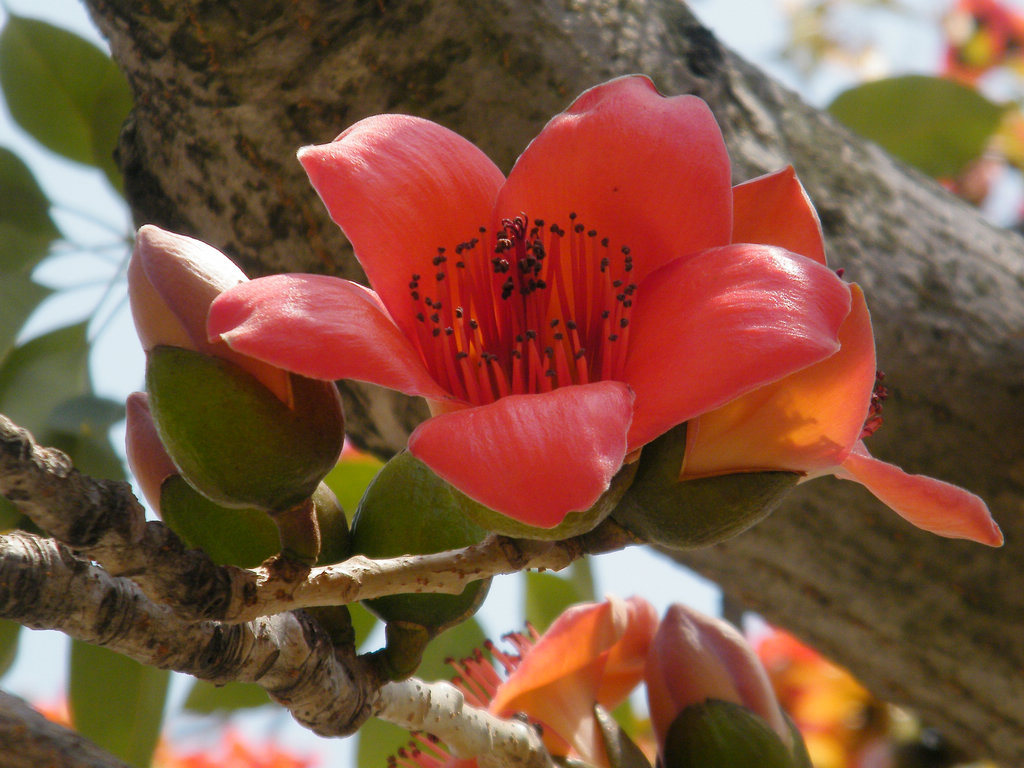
[[611, 423, 798, 550], [159, 475, 280, 568], [453, 458, 638, 541], [145, 345, 344, 511], [312, 482, 351, 565], [350, 451, 490, 633], [661, 700, 800, 768], [594, 703, 653, 768], [378, 621, 432, 681]]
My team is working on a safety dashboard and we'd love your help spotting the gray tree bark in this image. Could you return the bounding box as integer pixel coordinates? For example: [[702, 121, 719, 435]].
[[75, 0, 1024, 762]]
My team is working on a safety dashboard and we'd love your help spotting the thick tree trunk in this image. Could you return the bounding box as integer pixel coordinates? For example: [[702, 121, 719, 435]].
[[81, 0, 1024, 762]]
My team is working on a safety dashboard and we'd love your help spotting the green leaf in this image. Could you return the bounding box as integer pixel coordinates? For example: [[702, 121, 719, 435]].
[[182, 679, 270, 714], [0, 273, 51, 363], [828, 75, 1005, 178], [0, 15, 132, 190], [0, 494, 23, 531], [356, 716, 416, 768], [0, 147, 60, 272], [0, 322, 90, 433], [416, 616, 486, 681], [0, 618, 21, 678], [350, 601, 378, 650], [46, 394, 126, 480], [524, 570, 586, 632], [324, 453, 384, 518], [69, 640, 169, 768]]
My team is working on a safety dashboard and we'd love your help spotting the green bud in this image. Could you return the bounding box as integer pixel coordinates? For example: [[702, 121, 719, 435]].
[[611, 423, 798, 549], [159, 474, 280, 568], [350, 451, 490, 634], [662, 700, 803, 768], [594, 703, 654, 768], [453, 459, 638, 541], [145, 345, 344, 512], [312, 482, 351, 565]]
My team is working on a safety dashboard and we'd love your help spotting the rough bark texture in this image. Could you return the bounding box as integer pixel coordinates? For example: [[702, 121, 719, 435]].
[[0, 691, 132, 768], [77, 0, 1024, 762]]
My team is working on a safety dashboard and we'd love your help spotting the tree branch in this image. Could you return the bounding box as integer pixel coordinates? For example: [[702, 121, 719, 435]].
[[377, 679, 553, 768], [0, 530, 374, 737], [0, 691, 133, 768]]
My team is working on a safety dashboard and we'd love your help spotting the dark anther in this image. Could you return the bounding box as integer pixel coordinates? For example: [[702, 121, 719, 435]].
[[526, 330, 537, 340], [550, 318, 560, 327], [430, 313, 440, 323], [569, 211, 577, 220], [613, 279, 623, 287], [566, 321, 577, 330], [416, 312, 425, 321], [588, 229, 597, 237], [574, 223, 584, 233], [455, 307, 464, 318], [411, 291, 420, 300], [545, 369, 557, 377], [575, 349, 587, 359], [456, 351, 469, 359], [445, 327, 454, 335], [432, 328, 441, 337], [601, 310, 610, 319], [620, 318, 630, 328], [608, 333, 619, 341], [621, 246, 631, 255], [601, 237, 609, 247], [436, 272, 445, 281], [554, 332, 564, 340]]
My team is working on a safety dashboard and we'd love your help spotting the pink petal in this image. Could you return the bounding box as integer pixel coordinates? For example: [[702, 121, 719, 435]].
[[838, 444, 1003, 546], [208, 273, 453, 401], [682, 284, 876, 476], [732, 167, 827, 265], [645, 604, 789, 753], [494, 76, 733, 283], [130, 226, 293, 404], [408, 381, 633, 527], [298, 115, 505, 337], [623, 245, 852, 450], [124, 392, 178, 514]]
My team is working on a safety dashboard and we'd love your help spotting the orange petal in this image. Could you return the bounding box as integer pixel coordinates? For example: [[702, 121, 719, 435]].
[[682, 284, 875, 477], [837, 444, 1003, 546], [490, 596, 656, 764], [732, 167, 827, 265]]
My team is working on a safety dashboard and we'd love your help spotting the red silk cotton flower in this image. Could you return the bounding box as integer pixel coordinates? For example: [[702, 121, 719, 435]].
[[209, 76, 851, 529]]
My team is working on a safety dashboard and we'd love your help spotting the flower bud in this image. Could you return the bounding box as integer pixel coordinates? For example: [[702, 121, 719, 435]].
[[128, 225, 291, 404], [145, 345, 344, 512], [646, 604, 809, 767], [349, 451, 490, 637], [126, 392, 281, 567], [612, 423, 798, 549]]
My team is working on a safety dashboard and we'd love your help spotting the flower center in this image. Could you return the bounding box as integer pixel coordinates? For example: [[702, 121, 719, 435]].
[[860, 370, 888, 439], [407, 213, 637, 404]]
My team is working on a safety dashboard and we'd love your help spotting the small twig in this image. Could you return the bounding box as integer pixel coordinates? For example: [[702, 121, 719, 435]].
[[377, 679, 555, 768]]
